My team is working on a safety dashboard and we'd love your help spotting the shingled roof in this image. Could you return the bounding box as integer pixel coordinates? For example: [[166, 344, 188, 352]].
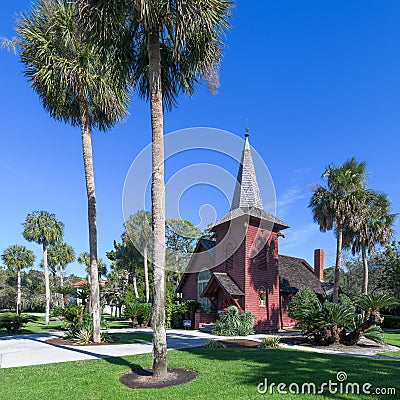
[[231, 134, 263, 210], [201, 272, 245, 297], [208, 135, 288, 231], [278, 254, 324, 295], [208, 206, 289, 231]]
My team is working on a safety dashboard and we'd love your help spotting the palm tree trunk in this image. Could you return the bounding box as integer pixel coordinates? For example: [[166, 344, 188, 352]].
[[362, 243, 369, 295], [333, 227, 343, 303], [43, 243, 51, 325], [78, 92, 101, 343], [144, 245, 150, 302], [148, 30, 167, 378], [132, 274, 139, 299], [59, 265, 65, 306], [16, 268, 22, 315]]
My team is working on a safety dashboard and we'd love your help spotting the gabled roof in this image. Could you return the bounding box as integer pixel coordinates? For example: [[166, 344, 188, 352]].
[[198, 238, 216, 257], [175, 238, 216, 293], [201, 272, 244, 297], [231, 134, 263, 210], [278, 254, 324, 295], [209, 206, 289, 231]]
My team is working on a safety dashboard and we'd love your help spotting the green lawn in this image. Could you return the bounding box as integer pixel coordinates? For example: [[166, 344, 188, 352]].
[[110, 332, 152, 345], [0, 314, 64, 336], [381, 329, 400, 357], [0, 348, 398, 400], [105, 319, 133, 330]]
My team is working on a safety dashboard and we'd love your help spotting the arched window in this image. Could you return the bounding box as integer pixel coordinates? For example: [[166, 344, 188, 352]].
[[198, 269, 211, 308], [225, 243, 233, 270], [259, 286, 266, 306]]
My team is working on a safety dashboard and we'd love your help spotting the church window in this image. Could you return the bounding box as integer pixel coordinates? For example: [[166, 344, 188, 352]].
[[198, 269, 211, 308], [259, 286, 266, 306]]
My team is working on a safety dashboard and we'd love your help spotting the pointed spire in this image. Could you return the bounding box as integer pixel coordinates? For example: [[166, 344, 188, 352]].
[[231, 133, 263, 210]]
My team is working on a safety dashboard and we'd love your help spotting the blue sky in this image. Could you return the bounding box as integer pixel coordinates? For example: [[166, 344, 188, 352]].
[[1, 1, 399, 277]]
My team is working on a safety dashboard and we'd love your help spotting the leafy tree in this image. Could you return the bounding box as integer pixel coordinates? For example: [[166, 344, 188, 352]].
[[379, 240, 400, 304], [107, 239, 144, 300], [309, 158, 367, 302], [22, 211, 64, 324], [1, 245, 35, 314], [17, 0, 132, 342], [344, 191, 395, 294], [124, 211, 152, 302], [47, 242, 75, 305], [166, 218, 202, 288]]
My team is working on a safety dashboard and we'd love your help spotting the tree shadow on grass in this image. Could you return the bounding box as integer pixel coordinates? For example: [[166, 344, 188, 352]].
[[175, 347, 399, 399]]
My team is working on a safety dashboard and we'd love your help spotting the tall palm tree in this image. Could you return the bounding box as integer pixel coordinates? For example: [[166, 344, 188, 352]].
[[1, 245, 35, 315], [17, 0, 132, 342], [22, 211, 64, 324], [47, 242, 75, 305], [344, 191, 396, 294], [78, 251, 107, 280], [124, 211, 152, 302], [309, 158, 367, 303], [82, 0, 232, 377]]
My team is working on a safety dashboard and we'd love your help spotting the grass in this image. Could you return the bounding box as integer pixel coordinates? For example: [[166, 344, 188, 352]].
[[0, 347, 398, 399], [380, 329, 400, 357], [105, 319, 133, 330], [110, 332, 152, 345], [0, 314, 64, 336]]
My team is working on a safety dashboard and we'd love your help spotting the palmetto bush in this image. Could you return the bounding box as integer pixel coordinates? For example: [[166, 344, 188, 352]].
[[123, 302, 152, 327], [260, 336, 280, 348], [212, 306, 255, 336], [289, 289, 398, 346]]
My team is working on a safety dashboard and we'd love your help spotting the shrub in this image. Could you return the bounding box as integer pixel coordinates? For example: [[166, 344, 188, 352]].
[[0, 313, 32, 334], [260, 336, 280, 348], [288, 289, 398, 346], [171, 303, 185, 329], [171, 300, 201, 329], [381, 315, 400, 329], [123, 302, 141, 326], [123, 302, 152, 327], [138, 303, 152, 326], [212, 306, 254, 336], [203, 339, 225, 348]]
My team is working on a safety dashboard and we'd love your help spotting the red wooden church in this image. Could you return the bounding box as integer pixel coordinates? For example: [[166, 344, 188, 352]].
[[177, 134, 332, 331]]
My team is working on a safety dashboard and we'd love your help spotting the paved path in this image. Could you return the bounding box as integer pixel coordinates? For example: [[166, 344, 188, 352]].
[[0, 329, 214, 368], [0, 329, 398, 368]]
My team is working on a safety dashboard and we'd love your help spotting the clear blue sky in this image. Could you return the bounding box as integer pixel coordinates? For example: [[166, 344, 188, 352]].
[[1, 1, 399, 277]]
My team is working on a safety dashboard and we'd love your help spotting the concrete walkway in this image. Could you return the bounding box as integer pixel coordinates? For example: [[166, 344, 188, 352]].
[[0, 328, 213, 368], [0, 329, 398, 368]]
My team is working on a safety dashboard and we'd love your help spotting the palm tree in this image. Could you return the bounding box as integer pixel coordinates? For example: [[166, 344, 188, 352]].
[[1, 245, 35, 314], [22, 211, 64, 324], [309, 158, 367, 303], [78, 252, 107, 280], [84, 0, 232, 377], [124, 211, 152, 302], [17, 0, 132, 342], [344, 191, 396, 294], [82, 0, 232, 376], [47, 242, 75, 305]]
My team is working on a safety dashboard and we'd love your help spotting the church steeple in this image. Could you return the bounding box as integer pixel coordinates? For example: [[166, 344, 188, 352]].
[[231, 133, 263, 210]]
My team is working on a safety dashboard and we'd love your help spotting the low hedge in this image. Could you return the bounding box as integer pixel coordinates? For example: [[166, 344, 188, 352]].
[[382, 315, 400, 329]]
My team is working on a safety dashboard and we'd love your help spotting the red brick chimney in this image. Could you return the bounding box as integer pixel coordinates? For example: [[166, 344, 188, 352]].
[[314, 249, 324, 281]]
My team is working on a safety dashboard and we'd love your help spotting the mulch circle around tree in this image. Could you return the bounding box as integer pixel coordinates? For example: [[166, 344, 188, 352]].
[[219, 339, 260, 348], [45, 337, 117, 346], [119, 367, 197, 389]]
